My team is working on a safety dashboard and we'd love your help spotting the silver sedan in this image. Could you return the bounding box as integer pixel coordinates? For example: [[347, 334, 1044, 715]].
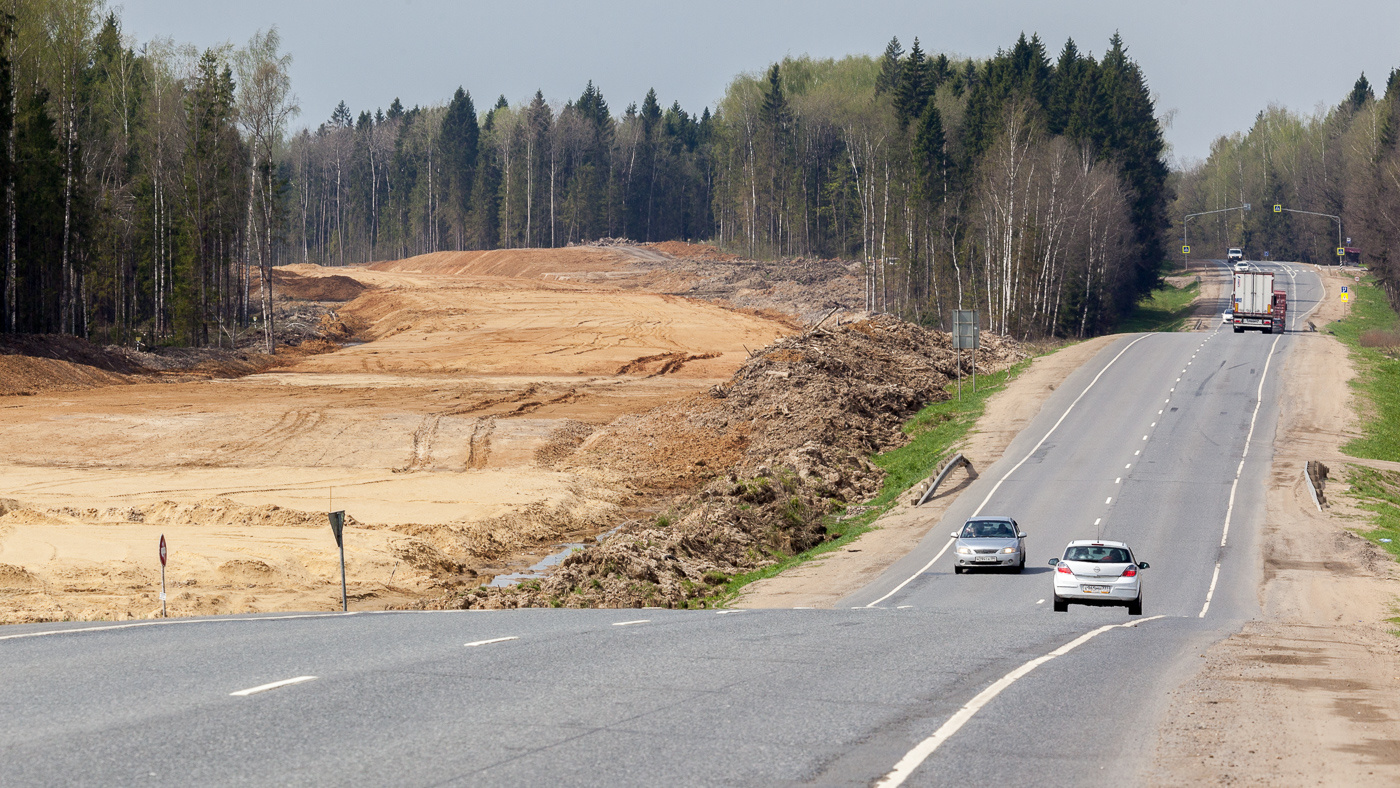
[[951, 516, 1027, 573]]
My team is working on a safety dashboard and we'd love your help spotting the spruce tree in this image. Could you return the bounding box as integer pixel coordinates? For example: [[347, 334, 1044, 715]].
[[1347, 73, 1374, 112], [440, 87, 478, 248], [894, 38, 932, 129], [875, 36, 904, 97]]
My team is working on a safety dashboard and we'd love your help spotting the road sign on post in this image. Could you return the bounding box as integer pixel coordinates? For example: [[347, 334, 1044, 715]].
[[952, 310, 980, 399], [328, 510, 347, 612], [158, 534, 167, 618], [1182, 245, 1190, 254], [1274, 204, 1281, 213]]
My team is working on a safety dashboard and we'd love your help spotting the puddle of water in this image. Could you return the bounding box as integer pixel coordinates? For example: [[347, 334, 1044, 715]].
[[488, 543, 585, 587]]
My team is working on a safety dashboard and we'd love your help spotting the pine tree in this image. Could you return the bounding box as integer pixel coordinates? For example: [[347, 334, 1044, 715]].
[[875, 36, 903, 96], [894, 38, 932, 128], [1347, 73, 1374, 112], [440, 87, 478, 248]]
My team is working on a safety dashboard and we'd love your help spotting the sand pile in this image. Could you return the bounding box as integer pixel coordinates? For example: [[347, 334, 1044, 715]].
[[272, 269, 368, 302], [419, 315, 1025, 610]]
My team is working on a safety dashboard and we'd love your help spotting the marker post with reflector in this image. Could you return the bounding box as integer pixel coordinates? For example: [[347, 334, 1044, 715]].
[[329, 510, 347, 611], [158, 534, 167, 617]]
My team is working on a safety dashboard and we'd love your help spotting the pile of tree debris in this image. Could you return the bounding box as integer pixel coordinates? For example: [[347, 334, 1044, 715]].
[[419, 314, 1024, 610]]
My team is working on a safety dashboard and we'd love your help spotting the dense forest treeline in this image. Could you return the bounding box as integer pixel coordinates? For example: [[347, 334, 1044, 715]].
[[1173, 71, 1400, 302], [4, 0, 1174, 348]]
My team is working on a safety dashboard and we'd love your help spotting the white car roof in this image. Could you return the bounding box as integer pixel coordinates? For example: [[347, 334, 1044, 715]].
[[1064, 539, 1129, 548]]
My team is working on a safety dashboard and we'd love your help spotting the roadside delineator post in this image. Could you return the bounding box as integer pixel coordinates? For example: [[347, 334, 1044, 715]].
[[158, 534, 168, 617], [328, 510, 347, 612]]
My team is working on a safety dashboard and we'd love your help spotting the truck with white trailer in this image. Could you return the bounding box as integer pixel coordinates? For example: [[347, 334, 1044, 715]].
[[1232, 271, 1285, 333]]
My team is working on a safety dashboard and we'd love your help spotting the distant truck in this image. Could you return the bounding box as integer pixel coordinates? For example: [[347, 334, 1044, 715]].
[[1227, 248, 1244, 262], [1232, 271, 1285, 334]]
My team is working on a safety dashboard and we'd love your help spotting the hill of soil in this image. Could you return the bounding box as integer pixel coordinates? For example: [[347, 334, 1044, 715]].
[[418, 315, 1025, 610]]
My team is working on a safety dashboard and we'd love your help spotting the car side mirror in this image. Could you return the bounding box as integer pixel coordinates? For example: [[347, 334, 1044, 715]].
[[1138, 562, 1150, 569], [1017, 532, 1027, 538], [950, 532, 959, 539], [1047, 558, 1059, 566]]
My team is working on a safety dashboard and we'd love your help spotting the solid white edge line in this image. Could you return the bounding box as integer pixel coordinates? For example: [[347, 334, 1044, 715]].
[[862, 333, 1148, 610], [875, 616, 1166, 787], [1199, 562, 1223, 618], [0, 611, 359, 642], [612, 619, 650, 626], [464, 636, 518, 647], [230, 675, 318, 697]]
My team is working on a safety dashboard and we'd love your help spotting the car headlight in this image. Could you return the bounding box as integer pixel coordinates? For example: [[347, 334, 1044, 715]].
[[956, 546, 973, 555], [1000, 547, 1017, 554]]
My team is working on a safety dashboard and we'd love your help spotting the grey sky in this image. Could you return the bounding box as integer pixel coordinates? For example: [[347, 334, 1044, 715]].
[[115, 0, 1400, 166]]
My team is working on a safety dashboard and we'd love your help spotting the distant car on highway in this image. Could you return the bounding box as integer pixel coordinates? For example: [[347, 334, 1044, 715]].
[[1048, 539, 1147, 614], [1227, 247, 1243, 262], [1222, 310, 1233, 325], [952, 516, 1026, 573], [1233, 261, 1251, 272]]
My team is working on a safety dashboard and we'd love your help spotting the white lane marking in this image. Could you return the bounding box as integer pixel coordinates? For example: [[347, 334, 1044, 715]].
[[1105, 497, 1112, 505], [464, 636, 518, 647], [1151, 422, 1156, 427], [875, 616, 1166, 787], [1158, 410, 1163, 415], [862, 338, 1154, 609], [1036, 599, 1045, 604], [1142, 435, 1148, 440], [1094, 518, 1101, 526], [1125, 464, 1131, 469], [1134, 450, 1140, 456], [0, 612, 360, 642], [715, 610, 741, 615], [1220, 332, 1283, 549], [793, 606, 814, 609], [1115, 477, 1121, 484], [230, 676, 318, 697], [1199, 562, 1223, 617], [612, 619, 650, 626], [897, 605, 914, 609]]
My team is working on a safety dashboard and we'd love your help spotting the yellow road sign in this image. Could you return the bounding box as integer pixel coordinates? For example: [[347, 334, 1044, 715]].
[[1341, 293, 1350, 303], [1182, 245, 1190, 254], [1337, 247, 1346, 256], [1274, 204, 1281, 212]]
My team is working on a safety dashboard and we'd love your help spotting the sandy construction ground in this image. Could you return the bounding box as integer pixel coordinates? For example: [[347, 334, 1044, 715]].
[[0, 246, 796, 623]]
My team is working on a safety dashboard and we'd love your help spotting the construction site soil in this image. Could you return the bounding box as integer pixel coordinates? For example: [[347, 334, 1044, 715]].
[[0, 243, 1016, 622]]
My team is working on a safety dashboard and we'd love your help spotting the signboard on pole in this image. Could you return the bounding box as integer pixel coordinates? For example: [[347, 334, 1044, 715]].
[[952, 310, 979, 350], [1181, 245, 1190, 255], [1274, 204, 1281, 213]]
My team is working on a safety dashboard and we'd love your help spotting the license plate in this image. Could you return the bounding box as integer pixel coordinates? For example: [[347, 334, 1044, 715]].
[[974, 556, 997, 563], [1081, 585, 1111, 594]]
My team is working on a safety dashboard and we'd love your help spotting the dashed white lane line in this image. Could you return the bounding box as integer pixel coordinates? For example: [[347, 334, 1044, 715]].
[[861, 336, 1152, 609], [1142, 435, 1148, 440], [875, 616, 1166, 787], [897, 605, 914, 609], [1201, 330, 1283, 617], [715, 610, 741, 615], [1105, 497, 1113, 505], [230, 676, 318, 697], [1035, 599, 1045, 605], [1134, 450, 1141, 456], [464, 636, 518, 647], [1094, 518, 1101, 526], [1125, 464, 1132, 469], [0, 611, 360, 642], [612, 619, 650, 626], [1114, 478, 1121, 484]]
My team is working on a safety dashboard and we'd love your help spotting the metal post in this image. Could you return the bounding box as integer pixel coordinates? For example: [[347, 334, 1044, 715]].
[[338, 542, 347, 613], [160, 563, 166, 618], [956, 346, 962, 401]]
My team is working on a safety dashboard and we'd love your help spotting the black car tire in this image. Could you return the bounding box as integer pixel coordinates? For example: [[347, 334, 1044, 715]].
[[953, 565, 964, 574], [1127, 597, 1143, 616], [1053, 596, 1068, 612]]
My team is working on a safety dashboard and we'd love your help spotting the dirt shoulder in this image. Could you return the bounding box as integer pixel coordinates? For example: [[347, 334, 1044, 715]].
[[731, 334, 1121, 609], [1148, 264, 1400, 786]]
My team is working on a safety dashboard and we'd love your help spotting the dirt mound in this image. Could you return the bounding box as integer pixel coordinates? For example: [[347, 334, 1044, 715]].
[[0, 355, 136, 396], [0, 563, 41, 591], [646, 241, 739, 261], [272, 270, 368, 302], [369, 248, 636, 280], [418, 315, 1026, 610]]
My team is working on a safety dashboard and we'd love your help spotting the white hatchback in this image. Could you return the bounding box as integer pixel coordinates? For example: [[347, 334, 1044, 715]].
[[1048, 540, 1147, 615]]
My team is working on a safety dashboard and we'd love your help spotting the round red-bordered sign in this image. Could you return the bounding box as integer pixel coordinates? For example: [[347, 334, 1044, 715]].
[[159, 534, 167, 566]]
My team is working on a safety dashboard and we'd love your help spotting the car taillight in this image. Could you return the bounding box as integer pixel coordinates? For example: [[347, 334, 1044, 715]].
[[1057, 563, 1072, 574], [1121, 565, 1137, 578]]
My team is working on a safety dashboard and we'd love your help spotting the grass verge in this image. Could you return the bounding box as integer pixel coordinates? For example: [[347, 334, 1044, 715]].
[[1118, 278, 1200, 333], [1342, 464, 1400, 562], [1326, 274, 1400, 461], [712, 355, 1037, 605]]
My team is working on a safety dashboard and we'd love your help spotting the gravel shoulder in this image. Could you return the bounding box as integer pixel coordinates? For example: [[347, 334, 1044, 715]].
[[1148, 264, 1400, 786]]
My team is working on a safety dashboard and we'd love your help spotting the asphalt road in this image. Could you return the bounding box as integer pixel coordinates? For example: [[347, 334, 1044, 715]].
[[0, 262, 1325, 786]]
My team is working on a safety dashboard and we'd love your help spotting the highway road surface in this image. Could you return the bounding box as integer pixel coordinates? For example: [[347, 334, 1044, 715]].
[[0, 262, 1324, 786]]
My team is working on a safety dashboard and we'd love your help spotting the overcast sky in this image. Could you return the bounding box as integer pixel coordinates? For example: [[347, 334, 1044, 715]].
[[114, 0, 1400, 166]]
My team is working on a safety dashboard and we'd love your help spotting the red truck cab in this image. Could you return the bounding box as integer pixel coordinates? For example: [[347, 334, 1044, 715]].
[[1271, 290, 1286, 333]]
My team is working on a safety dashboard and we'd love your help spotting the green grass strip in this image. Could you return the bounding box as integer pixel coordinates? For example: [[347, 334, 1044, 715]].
[[1341, 464, 1400, 562], [1325, 274, 1400, 461], [1117, 278, 1201, 333], [712, 355, 1036, 605]]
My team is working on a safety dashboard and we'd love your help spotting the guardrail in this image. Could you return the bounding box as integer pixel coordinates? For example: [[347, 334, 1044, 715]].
[[916, 453, 976, 506]]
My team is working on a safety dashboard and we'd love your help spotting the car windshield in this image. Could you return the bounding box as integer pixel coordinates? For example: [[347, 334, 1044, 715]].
[[1064, 546, 1131, 563], [962, 521, 1015, 538]]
